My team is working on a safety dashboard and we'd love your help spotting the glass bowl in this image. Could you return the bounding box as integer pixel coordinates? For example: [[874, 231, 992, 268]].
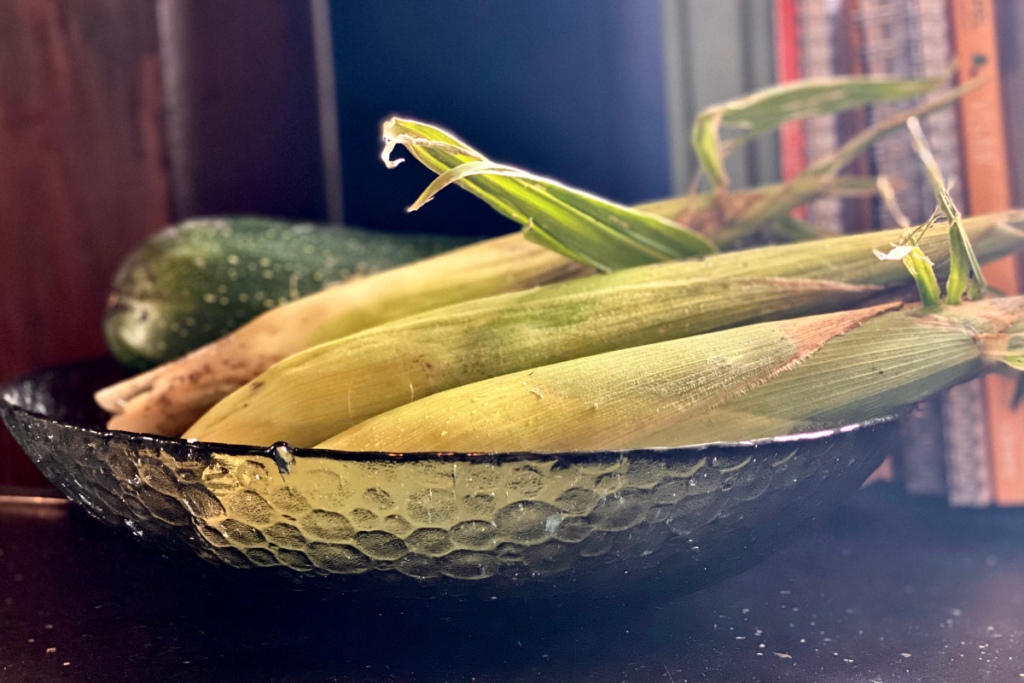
[[1, 359, 896, 601]]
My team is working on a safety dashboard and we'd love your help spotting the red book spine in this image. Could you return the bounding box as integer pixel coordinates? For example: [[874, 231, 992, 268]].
[[775, 0, 809, 199]]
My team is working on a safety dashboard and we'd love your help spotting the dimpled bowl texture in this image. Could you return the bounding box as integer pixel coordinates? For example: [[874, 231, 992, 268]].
[[1, 360, 896, 601]]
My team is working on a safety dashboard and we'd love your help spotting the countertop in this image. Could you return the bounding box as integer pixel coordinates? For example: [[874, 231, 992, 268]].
[[1, 484, 1021, 683]]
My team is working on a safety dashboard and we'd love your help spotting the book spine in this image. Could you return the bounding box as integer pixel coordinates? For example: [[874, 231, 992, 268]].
[[900, 401, 948, 496], [859, 0, 929, 224], [799, 0, 843, 234], [859, 0, 954, 499], [912, 0, 964, 209], [942, 380, 994, 506], [949, 0, 1024, 507], [996, 0, 1024, 207], [835, 0, 877, 234], [910, 0, 987, 507], [775, 0, 809, 222]]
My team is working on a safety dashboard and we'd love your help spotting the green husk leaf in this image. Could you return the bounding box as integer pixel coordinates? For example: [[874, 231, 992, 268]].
[[636, 175, 881, 224], [382, 118, 716, 272], [873, 169, 944, 308], [873, 243, 943, 307], [388, 79, 980, 260], [711, 78, 984, 244], [519, 219, 580, 262], [636, 176, 881, 246], [904, 248, 944, 307], [407, 160, 530, 211], [947, 224, 977, 304], [769, 214, 822, 242], [906, 116, 986, 303], [692, 75, 945, 188], [991, 334, 1024, 371]]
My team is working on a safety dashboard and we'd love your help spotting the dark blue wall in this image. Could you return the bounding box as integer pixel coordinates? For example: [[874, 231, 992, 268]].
[[330, 0, 671, 235]]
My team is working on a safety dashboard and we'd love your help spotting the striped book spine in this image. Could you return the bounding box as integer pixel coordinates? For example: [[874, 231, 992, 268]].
[[799, 0, 843, 234], [775, 0, 809, 222]]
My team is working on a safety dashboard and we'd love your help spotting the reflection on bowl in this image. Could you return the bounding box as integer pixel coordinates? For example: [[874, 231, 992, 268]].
[[2, 360, 895, 600]]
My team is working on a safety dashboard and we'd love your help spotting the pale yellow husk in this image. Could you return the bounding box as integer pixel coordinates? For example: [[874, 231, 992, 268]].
[[318, 297, 1022, 453], [97, 234, 589, 436]]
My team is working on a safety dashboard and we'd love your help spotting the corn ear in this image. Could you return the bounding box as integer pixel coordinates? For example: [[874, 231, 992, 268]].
[[184, 215, 1024, 448], [96, 234, 590, 437], [319, 297, 1023, 453], [98, 211, 1022, 438], [183, 277, 882, 447]]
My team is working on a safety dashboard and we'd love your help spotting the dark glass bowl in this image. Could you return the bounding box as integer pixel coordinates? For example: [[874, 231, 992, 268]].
[[1, 359, 896, 601]]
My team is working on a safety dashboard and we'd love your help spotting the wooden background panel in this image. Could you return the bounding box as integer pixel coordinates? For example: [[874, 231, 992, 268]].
[[0, 0, 171, 487], [156, 0, 326, 220]]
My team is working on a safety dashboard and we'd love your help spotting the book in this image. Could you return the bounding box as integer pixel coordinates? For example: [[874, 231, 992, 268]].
[[835, 0, 878, 234], [900, 400, 948, 495], [859, 0, 927, 224], [905, 0, 990, 504], [799, 0, 843, 234], [942, 380, 993, 506], [950, 0, 1024, 507], [775, 0, 809, 216], [911, 0, 986, 506], [858, 0, 964, 500], [997, 0, 1024, 207]]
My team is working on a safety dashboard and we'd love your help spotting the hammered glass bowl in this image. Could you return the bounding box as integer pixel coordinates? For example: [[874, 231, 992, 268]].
[[1, 359, 896, 601]]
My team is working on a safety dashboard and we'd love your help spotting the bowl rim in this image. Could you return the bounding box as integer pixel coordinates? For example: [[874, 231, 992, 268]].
[[1, 361, 900, 466]]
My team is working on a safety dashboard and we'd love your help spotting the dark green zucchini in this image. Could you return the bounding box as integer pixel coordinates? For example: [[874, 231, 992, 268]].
[[104, 217, 474, 370]]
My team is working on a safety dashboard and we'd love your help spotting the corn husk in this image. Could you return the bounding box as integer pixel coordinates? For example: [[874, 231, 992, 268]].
[[97, 234, 589, 436], [96, 173, 879, 433], [183, 278, 880, 447], [709, 80, 982, 245], [691, 75, 946, 189], [183, 215, 1024, 448], [636, 176, 880, 236], [383, 120, 716, 271], [95, 71, 989, 439], [391, 79, 980, 257], [318, 297, 1023, 453]]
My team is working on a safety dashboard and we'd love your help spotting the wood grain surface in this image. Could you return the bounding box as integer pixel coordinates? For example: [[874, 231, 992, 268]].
[[0, 0, 171, 487], [0, 0, 327, 488]]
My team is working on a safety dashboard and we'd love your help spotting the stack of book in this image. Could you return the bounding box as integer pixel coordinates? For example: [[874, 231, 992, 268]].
[[773, 0, 1023, 506]]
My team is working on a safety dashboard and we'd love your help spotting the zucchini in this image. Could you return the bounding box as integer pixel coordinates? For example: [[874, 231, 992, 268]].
[[104, 217, 474, 370]]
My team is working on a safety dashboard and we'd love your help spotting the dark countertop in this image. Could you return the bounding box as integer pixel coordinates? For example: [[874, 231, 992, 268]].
[[1, 484, 1021, 683]]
